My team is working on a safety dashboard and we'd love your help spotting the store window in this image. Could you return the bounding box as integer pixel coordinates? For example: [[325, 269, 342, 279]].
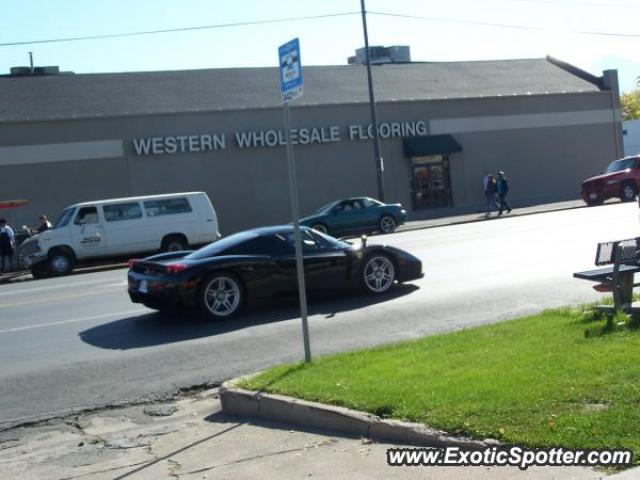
[[409, 155, 453, 209]]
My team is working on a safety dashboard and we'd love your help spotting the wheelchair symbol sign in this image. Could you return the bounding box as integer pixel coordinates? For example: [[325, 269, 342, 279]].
[[278, 38, 303, 102]]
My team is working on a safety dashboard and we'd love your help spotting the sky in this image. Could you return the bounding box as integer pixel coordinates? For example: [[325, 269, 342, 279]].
[[1, 0, 639, 92]]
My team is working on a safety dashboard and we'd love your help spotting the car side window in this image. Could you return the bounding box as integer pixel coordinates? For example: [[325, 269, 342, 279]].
[[74, 207, 99, 225], [353, 199, 365, 209], [280, 231, 327, 253]]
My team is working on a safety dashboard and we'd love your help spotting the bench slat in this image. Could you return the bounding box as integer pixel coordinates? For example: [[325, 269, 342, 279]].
[[573, 264, 640, 281]]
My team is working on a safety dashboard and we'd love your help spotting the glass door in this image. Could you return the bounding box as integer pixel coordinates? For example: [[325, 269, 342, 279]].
[[410, 155, 452, 209]]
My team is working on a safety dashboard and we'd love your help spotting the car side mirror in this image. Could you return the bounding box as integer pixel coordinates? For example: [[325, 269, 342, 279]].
[[361, 234, 367, 247]]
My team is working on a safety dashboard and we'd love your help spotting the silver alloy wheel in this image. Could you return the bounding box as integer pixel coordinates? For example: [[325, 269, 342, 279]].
[[50, 254, 71, 274], [380, 215, 397, 234], [623, 184, 636, 201], [312, 224, 328, 234], [203, 276, 241, 317], [363, 256, 395, 293]]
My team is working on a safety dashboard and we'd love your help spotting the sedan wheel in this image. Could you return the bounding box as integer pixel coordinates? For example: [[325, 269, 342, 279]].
[[362, 255, 396, 293], [379, 215, 397, 234], [200, 274, 242, 319]]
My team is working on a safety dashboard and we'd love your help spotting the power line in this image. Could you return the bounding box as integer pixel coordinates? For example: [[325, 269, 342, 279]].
[[0, 11, 359, 47], [509, 0, 640, 7], [1, 8, 638, 49], [369, 10, 640, 38]]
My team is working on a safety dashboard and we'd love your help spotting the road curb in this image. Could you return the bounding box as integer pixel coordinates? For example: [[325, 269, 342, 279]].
[[219, 378, 491, 449]]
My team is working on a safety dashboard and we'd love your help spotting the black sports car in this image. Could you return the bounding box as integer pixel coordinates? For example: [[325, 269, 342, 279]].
[[127, 225, 423, 320]]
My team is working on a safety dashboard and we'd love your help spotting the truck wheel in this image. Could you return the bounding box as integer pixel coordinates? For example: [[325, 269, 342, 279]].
[[162, 235, 188, 252], [48, 249, 75, 275]]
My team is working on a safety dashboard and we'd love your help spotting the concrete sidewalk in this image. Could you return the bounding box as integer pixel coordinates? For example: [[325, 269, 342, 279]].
[[0, 388, 617, 480]]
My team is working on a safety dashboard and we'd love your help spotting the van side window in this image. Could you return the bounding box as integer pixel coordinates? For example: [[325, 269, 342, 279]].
[[104, 202, 142, 222], [75, 207, 99, 225], [144, 198, 192, 217]]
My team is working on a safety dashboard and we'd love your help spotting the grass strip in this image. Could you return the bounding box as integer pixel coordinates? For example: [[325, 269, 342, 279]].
[[241, 306, 640, 456]]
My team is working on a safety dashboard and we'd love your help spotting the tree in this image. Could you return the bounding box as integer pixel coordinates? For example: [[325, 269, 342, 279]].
[[621, 89, 640, 120]]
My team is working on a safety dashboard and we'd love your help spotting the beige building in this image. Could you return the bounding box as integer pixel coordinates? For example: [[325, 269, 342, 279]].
[[0, 56, 623, 234]]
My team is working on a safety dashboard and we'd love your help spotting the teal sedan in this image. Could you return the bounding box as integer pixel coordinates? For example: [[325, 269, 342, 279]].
[[300, 197, 407, 237]]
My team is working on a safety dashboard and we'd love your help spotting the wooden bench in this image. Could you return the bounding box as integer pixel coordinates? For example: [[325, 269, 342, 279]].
[[574, 237, 640, 313]]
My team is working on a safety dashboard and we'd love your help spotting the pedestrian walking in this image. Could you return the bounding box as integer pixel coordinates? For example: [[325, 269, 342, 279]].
[[0, 218, 16, 273], [483, 173, 499, 217], [496, 171, 512, 216]]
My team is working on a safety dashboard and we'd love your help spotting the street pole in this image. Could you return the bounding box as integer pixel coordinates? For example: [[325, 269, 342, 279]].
[[283, 102, 312, 363], [360, 0, 385, 202]]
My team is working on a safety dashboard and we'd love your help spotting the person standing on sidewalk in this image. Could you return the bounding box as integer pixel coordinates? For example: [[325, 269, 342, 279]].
[[0, 218, 16, 273], [496, 171, 512, 216], [483, 173, 499, 217]]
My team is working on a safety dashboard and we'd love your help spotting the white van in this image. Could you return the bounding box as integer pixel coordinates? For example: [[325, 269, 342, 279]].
[[20, 192, 219, 277]]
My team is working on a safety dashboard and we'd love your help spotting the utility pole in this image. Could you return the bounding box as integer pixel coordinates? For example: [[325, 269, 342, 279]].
[[360, 0, 385, 202], [29, 52, 34, 74]]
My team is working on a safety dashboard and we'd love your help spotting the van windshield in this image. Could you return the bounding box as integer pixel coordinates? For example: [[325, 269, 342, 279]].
[[53, 207, 76, 229]]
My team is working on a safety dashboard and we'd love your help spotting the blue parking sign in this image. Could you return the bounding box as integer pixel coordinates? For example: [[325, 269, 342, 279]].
[[278, 38, 303, 102]]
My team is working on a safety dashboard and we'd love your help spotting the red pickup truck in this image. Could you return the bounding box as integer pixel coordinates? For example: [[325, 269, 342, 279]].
[[581, 155, 640, 205]]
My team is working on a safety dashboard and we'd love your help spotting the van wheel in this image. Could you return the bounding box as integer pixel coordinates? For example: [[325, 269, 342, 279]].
[[162, 235, 188, 252], [48, 249, 75, 275]]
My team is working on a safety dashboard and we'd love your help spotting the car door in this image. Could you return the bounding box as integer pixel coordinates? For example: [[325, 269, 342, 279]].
[[70, 206, 108, 259], [276, 230, 350, 292], [330, 200, 365, 235]]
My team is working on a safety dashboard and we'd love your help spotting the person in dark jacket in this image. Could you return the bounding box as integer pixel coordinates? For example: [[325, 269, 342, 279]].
[[483, 173, 499, 217], [496, 171, 512, 216]]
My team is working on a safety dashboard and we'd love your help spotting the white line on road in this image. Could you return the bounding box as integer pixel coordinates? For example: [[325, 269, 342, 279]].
[[0, 278, 127, 297], [0, 309, 145, 334]]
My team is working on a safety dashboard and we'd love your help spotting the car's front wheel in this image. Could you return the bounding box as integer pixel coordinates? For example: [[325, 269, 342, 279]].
[[378, 215, 397, 234], [198, 273, 243, 320], [621, 182, 637, 202], [361, 254, 396, 294], [48, 249, 75, 276]]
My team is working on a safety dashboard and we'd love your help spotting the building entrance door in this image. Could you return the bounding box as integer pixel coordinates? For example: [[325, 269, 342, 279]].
[[410, 155, 452, 209]]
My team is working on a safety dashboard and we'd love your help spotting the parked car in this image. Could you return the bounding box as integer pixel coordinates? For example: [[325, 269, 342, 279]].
[[127, 225, 423, 320], [581, 155, 640, 205], [20, 192, 219, 278], [300, 197, 406, 237]]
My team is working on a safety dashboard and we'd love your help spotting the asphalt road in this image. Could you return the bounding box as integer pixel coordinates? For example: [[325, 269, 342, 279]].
[[1, 202, 639, 428]]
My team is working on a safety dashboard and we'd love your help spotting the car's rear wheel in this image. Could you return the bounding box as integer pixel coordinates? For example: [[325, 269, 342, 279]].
[[311, 223, 328, 235], [361, 254, 396, 294], [378, 215, 397, 234], [621, 182, 637, 202], [198, 273, 243, 320]]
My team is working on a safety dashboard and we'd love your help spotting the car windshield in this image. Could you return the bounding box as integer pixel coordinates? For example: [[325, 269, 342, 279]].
[[310, 229, 352, 249], [605, 158, 635, 173], [186, 231, 259, 259], [53, 207, 76, 229], [314, 201, 339, 215]]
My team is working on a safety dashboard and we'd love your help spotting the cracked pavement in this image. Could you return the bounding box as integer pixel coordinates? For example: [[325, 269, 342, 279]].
[[0, 388, 605, 480]]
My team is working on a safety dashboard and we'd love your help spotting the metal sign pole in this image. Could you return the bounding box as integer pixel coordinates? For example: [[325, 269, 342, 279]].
[[283, 102, 311, 363]]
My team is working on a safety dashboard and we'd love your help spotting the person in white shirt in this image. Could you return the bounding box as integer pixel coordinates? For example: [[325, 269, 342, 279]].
[[0, 218, 16, 273]]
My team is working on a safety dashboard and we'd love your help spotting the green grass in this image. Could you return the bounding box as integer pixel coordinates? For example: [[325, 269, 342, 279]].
[[241, 306, 640, 456]]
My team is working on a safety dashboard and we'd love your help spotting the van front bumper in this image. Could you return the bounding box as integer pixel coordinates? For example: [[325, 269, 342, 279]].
[[23, 253, 47, 267]]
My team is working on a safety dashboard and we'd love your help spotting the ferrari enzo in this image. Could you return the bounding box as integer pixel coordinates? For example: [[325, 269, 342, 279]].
[[127, 225, 423, 320]]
